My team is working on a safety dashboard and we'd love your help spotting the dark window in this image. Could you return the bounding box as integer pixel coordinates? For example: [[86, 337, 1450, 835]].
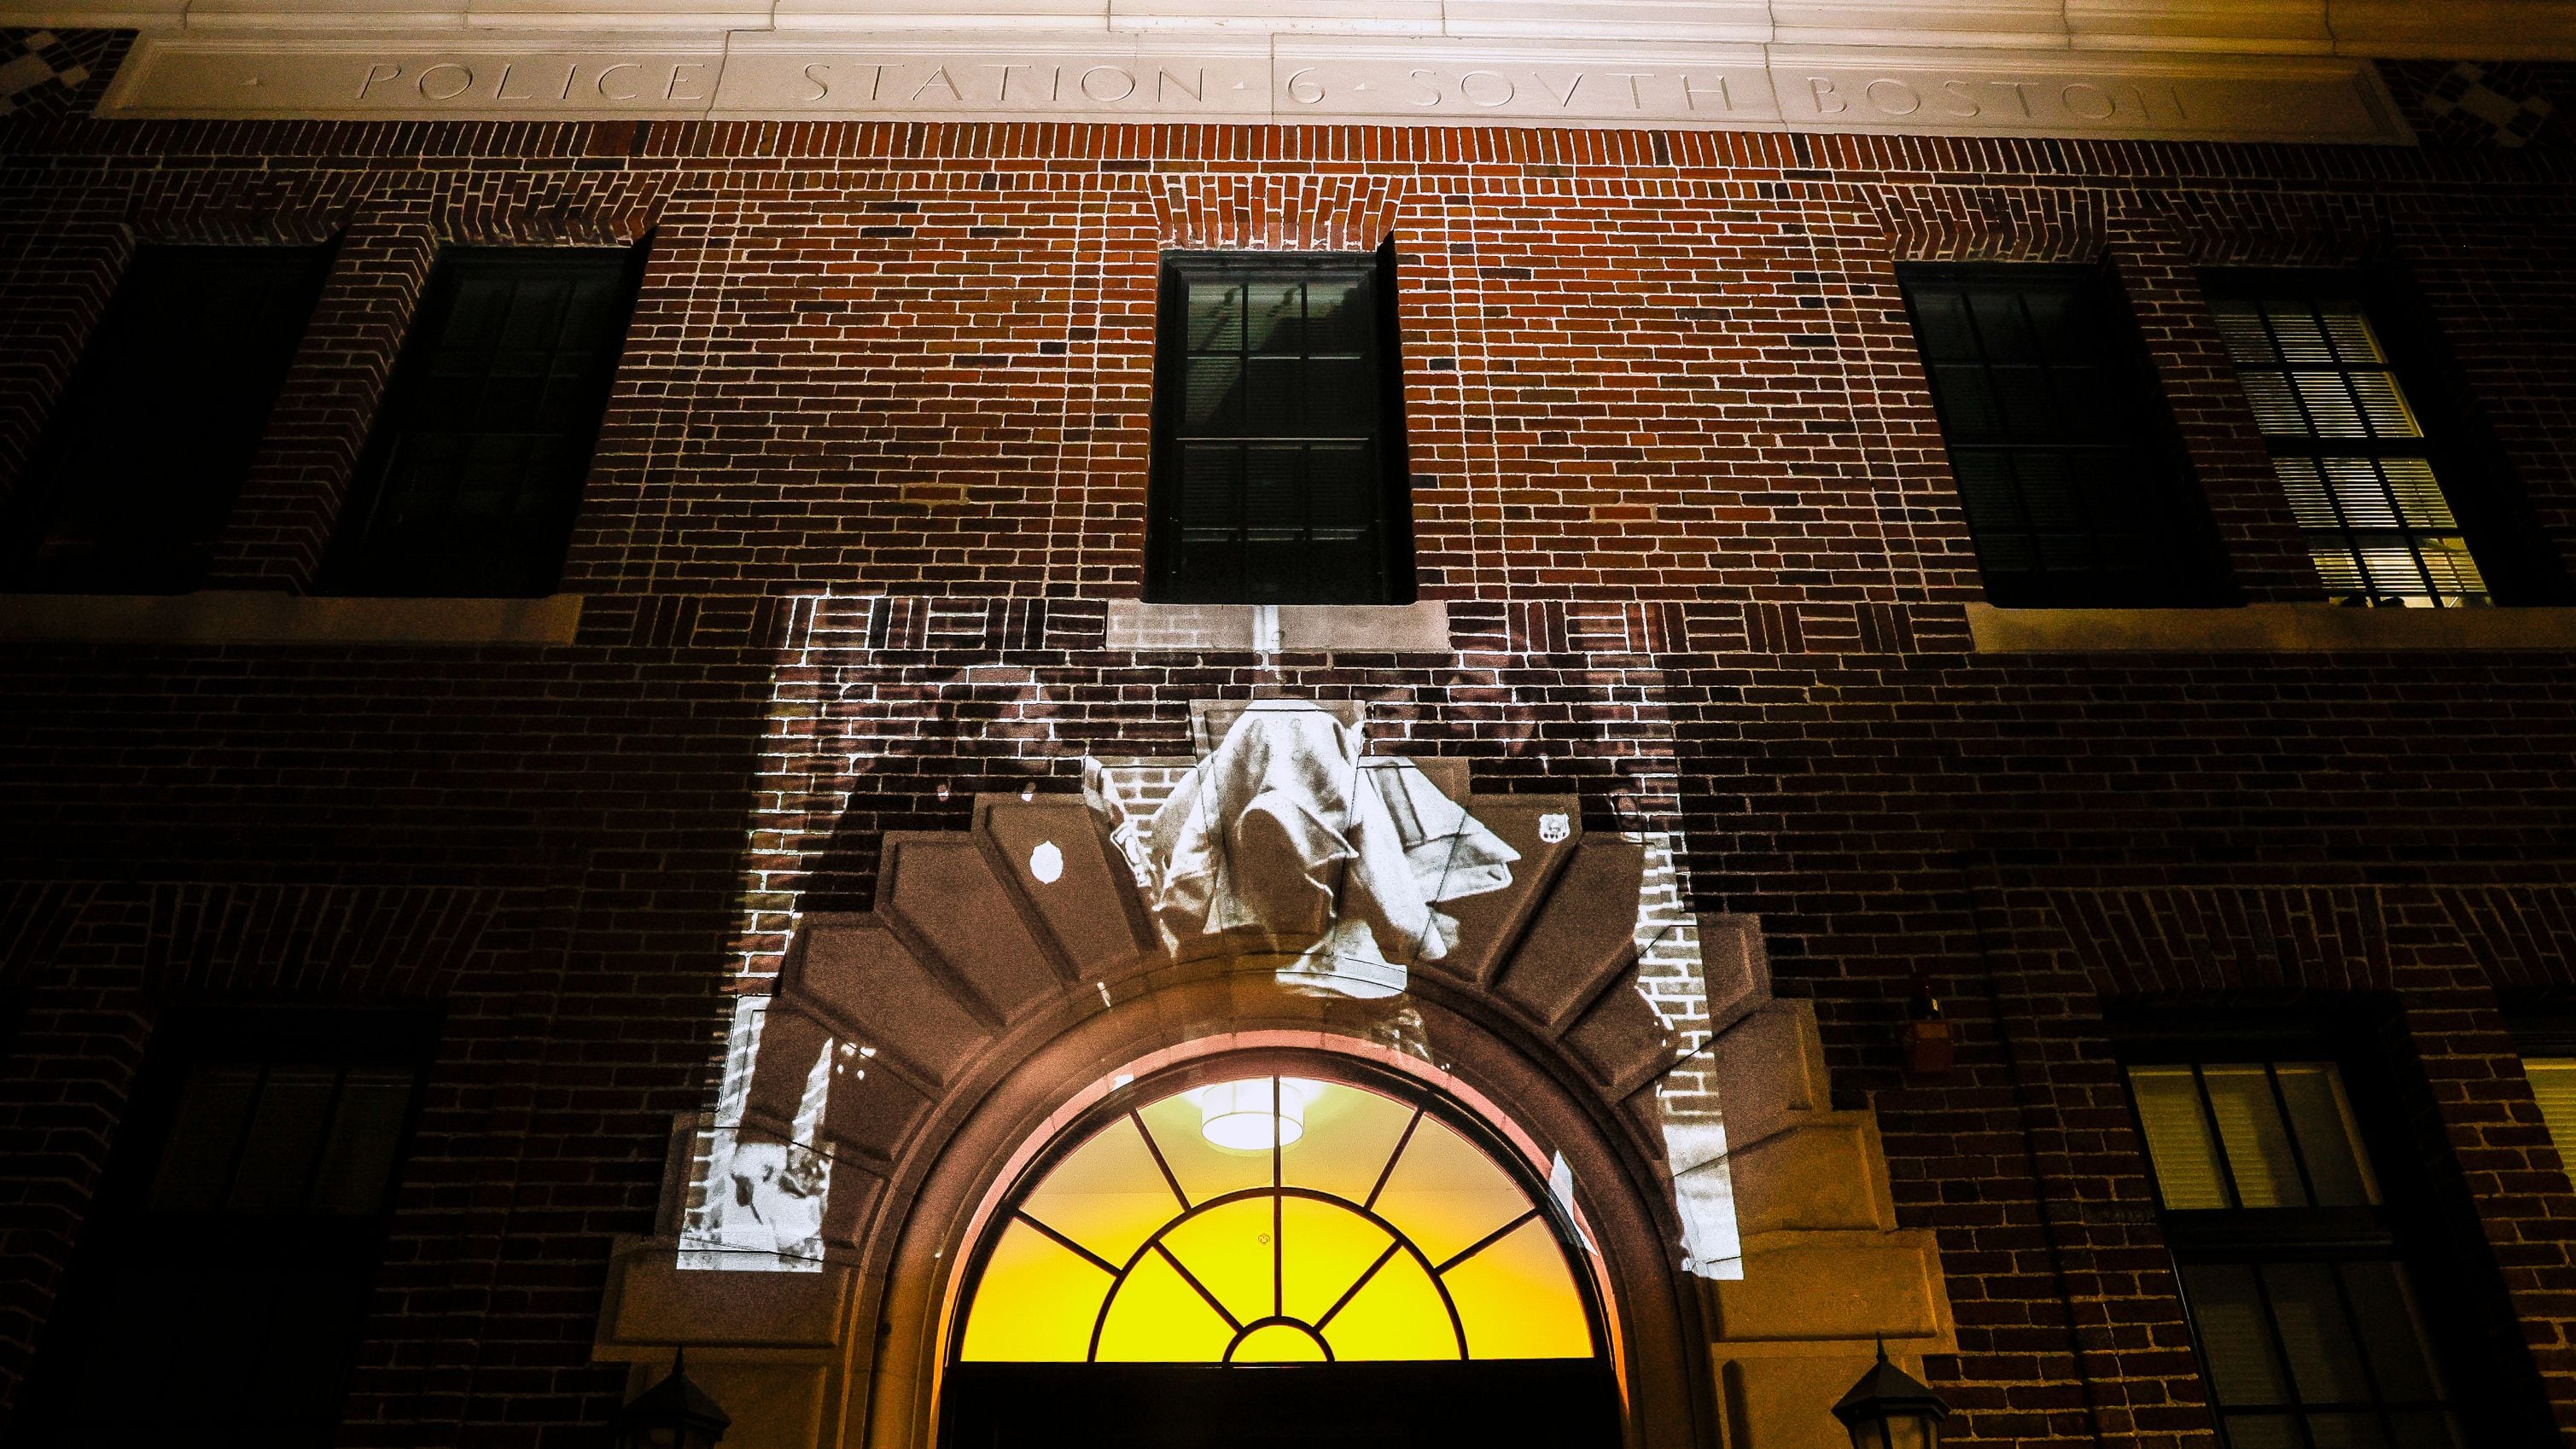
[[18, 1010, 434, 1448], [2207, 280, 2494, 608], [2, 244, 333, 594], [1147, 246, 1413, 605], [323, 246, 642, 596], [2122, 1045, 2544, 1449], [1898, 265, 2229, 608]]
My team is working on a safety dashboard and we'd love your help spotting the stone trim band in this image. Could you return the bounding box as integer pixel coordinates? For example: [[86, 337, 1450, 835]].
[[96, 35, 2413, 143]]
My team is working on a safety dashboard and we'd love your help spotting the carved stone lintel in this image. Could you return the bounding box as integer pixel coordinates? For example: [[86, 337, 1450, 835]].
[[99, 29, 2415, 144]]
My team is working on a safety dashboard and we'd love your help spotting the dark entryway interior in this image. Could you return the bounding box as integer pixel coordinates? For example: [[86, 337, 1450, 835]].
[[939, 1361, 1623, 1449]]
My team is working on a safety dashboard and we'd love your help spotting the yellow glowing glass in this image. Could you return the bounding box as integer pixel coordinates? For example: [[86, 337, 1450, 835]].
[[958, 1073, 1594, 1363]]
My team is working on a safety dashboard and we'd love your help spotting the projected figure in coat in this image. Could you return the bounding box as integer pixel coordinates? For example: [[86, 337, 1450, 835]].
[[1093, 699, 1519, 999]]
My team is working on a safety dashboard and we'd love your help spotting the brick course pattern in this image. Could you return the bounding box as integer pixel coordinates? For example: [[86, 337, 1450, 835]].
[[3, 44, 2576, 1447]]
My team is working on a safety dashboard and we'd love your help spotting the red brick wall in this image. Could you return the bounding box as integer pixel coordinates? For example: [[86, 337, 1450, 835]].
[[3, 64, 2575, 1447]]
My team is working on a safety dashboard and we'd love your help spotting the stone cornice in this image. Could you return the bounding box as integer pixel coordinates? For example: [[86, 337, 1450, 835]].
[[73, 32, 2415, 138], [13, 0, 2576, 57], [19, 0, 2572, 132]]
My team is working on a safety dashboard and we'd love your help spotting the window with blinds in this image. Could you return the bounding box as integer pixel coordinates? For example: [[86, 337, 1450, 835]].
[[1897, 265, 2228, 607], [2126, 1059, 2464, 1449], [1146, 247, 1413, 605], [2522, 1058, 2576, 1170], [3, 244, 333, 594], [323, 247, 642, 596], [2208, 286, 2489, 608]]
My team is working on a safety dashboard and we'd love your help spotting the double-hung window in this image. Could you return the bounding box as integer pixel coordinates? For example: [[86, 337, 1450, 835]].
[[20, 1010, 434, 1446], [1897, 264, 2228, 607], [2126, 1055, 2472, 1447], [1147, 247, 1413, 605], [2207, 280, 2491, 608], [323, 246, 642, 596], [3, 244, 333, 593]]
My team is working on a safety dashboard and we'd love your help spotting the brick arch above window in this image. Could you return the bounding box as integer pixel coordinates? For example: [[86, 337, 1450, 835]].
[[142, 881, 498, 1001], [2166, 194, 2387, 269], [2044, 884, 2392, 996], [1148, 173, 1407, 253], [1868, 183, 2110, 264]]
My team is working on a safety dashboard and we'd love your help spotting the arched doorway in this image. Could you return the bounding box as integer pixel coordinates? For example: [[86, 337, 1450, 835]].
[[939, 1052, 1623, 1448]]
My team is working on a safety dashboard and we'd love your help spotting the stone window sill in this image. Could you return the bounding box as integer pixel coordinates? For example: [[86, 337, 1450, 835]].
[[1104, 600, 1449, 653], [1967, 602, 2576, 653], [0, 591, 584, 646]]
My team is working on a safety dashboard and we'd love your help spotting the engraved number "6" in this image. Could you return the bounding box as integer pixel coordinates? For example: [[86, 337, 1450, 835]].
[[1285, 67, 1326, 104]]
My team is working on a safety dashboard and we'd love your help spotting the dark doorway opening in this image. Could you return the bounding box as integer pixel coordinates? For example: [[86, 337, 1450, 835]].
[[940, 1360, 1622, 1449]]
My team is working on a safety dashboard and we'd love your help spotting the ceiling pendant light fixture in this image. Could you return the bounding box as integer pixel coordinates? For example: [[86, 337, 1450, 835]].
[[1192, 1078, 1316, 1151]]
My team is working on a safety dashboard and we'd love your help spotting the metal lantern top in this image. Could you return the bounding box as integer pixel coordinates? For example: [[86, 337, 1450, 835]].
[[613, 1347, 732, 1449], [1829, 1341, 1950, 1449]]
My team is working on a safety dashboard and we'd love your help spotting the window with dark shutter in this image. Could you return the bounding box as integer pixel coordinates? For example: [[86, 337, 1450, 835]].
[[1898, 264, 2229, 608], [18, 1010, 434, 1448], [1147, 247, 1413, 605], [2122, 1043, 2546, 1449], [2, 243, 333, 594], [323, 246, 642, 597], [2206, 280, 2491, 608]]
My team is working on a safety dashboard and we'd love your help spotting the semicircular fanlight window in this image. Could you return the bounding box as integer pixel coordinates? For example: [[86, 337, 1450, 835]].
[[957, 1072, 1594, 1364]]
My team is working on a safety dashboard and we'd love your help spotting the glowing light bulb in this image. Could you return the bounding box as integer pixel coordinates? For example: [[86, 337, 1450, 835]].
[[1191, 1079, 1318, 1151]]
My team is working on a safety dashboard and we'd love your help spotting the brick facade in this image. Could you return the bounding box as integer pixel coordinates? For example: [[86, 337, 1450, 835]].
[[3, 39, 2574, 1446]]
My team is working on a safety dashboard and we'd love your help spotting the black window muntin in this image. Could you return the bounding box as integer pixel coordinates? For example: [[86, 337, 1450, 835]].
[[1146, 244, 1414, 606], [2203, 267, 2568, 608], [17, 1005, 437, 1448], [2115, 1016, 2551, 1449], [323, 244, 644, 598], [940, 1050, 1621, 1449], [1898, 262, 2230, 608], [2, 242, 335, 595]]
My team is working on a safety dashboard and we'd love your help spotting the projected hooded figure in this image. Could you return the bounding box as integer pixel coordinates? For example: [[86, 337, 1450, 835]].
[[1102, 700, 1519, 999]]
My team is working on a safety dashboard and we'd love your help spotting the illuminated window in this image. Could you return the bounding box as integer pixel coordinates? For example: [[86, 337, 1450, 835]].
[[2125, 1060, 2465, 1447], [957, 1070, 1594, 1364], [2522, 1058, 2576, 1169], [2208, 285, 2489, 608]]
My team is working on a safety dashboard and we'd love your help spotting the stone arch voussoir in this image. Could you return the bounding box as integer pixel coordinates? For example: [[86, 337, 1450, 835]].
[[598, 775, 1951, 1449]]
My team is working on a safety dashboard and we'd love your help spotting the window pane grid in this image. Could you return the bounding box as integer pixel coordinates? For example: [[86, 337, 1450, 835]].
[[332, 250, 635, 596], [960, 1072, 1593, 1364], [2131, 1062, 2377, 1212], [1901, 270, 2214, 605], [148, 1062, 414, 1219], [1152, 254, 1398, 604], [21, 1021, 431, 1448], [2181, 1261, 2460, 1449], [2214, 295, 2486, 608], [2131, 1058, 2459, 1449]]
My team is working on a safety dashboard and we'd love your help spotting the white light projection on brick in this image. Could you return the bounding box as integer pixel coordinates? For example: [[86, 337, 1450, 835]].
[[683, 692, 1740, 1281]]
